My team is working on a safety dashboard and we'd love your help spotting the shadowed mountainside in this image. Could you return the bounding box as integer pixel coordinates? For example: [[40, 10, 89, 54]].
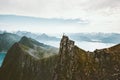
[[19, 36, 58, 59], [0, 33, 21, 52], [0, 32, 59, 52], [0, 35, 120, 80]]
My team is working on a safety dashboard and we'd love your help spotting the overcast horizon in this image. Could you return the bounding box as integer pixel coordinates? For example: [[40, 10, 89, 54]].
[[0, 0, 120, 33]]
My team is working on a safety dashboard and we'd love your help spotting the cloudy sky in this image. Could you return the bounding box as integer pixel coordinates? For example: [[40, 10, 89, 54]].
[[0, 0, 120, 33]]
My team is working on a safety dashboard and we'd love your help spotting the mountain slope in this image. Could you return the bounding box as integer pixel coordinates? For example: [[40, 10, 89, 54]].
[[53, 36, 120, 80], [0, 32, 21, 52], [19, 36, 58, 59], [19, 36, 54, 49], [0, 35, 120, 80], [0, 43, 58, 80]]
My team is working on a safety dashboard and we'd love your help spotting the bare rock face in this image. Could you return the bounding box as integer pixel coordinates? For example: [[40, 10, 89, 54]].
[[53, 36, 120, 80], [53, 35, 79, 80], [93, 44, 120, 80]]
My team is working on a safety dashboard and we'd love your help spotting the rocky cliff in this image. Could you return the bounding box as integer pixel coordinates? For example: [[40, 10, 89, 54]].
[[0, 35, 120, 80], [53, 35, 83, 80]]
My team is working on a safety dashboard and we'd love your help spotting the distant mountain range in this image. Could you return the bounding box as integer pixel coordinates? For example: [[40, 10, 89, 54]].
[[0, 32, 59, 52], [68, 33, 120, 43], [15, 31, 60, 41], [0, 31, 120, 52], [0, 35, 120, 80], [1, 31, 120, 44], [0, 33, 21, 52]]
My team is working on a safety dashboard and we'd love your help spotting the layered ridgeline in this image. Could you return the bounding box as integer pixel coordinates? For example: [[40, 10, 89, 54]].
[[19, 36, 58, 58], [0, 32, 59, 52], [0, 36, 120, 80], [0, 33, 21, 52]]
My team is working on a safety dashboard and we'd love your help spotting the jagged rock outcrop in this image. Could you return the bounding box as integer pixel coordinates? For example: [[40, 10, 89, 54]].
[[53, 35, 76, 80], [52, 35, 89, 80], [53, 36, 120, 80]]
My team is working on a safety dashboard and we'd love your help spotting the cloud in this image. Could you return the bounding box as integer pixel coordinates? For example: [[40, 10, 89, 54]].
[[0, 0, 119, 18], [0, 0, 120, 33], [87, 0, 120, 10]]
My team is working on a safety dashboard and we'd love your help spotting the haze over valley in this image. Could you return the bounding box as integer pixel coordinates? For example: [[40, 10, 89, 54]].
[[0, 30, 119, 51]]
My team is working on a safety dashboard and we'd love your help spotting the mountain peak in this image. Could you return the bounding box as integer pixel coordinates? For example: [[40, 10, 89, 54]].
[[59, 35, 75, 55], [41, 33, 48, 36], [19, 36, 34, 48], [20, 36, 29, 42], [53, 35, 77, 80]]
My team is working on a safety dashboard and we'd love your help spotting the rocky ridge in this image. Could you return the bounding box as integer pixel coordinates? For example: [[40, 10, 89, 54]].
[[0, 35, 120, 80]]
